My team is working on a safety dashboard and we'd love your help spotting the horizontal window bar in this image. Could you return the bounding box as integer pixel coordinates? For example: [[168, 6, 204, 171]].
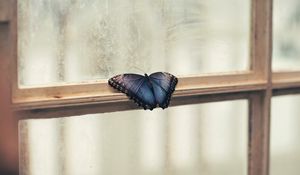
[[13, 72, 266, 111], [16, 91, 253, 119]]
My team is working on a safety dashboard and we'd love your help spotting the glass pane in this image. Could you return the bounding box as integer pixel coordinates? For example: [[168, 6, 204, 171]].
[[19, 100, 248, 175], [273, 0, 300, 71], [18, 0, 250, 87], [271, 95, 300, 175]]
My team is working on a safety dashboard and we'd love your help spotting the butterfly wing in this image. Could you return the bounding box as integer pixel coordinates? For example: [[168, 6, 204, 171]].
[[108, 74, 157, 110], [149, 72, 178, 109]]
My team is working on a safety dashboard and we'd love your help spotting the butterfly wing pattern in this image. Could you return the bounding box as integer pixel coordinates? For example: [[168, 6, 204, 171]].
[[108, 74, 157, 110], [148, 72, 178, 109], [108, 72, 178, 110]]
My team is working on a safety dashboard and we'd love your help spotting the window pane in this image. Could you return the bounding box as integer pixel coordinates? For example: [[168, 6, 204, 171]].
[[19, 100, 248, 175], [18, 0, 250, 87], [271, 95, 300, 175], [273, 0, 300, 71]]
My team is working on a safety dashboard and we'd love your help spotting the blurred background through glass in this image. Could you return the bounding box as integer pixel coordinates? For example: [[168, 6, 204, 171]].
[[18, 0, 250, 87], [273, 0, 300, 71], [20, 100, 248, 175], [270, 95, 300, 175]]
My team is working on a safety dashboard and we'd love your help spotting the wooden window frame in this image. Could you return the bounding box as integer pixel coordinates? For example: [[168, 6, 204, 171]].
[[1, 0, 300, 174]]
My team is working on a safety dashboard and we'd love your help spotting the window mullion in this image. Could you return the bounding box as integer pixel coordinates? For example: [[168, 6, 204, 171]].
[[251, 0, 272, 81], [249, 0, 272, 174], [248, 91, 271, 175]]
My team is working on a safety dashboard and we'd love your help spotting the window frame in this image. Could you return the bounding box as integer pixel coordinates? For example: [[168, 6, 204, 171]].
[[12, 0, 269, 114], [2, 0, 300, 174]]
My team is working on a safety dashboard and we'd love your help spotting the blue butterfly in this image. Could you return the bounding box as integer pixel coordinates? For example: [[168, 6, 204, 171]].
[[108, 72, 178, 110]]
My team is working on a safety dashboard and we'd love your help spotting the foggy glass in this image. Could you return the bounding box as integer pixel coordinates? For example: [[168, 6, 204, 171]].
[[273, 0, 300, 71], [18, 0, 250, 87], [270, 95, 300, 175], [19, 100, 248, 175]]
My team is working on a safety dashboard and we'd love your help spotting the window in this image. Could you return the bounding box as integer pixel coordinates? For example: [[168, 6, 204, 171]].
[[271, 95, 300, 175], [0, 0, 299, 174]]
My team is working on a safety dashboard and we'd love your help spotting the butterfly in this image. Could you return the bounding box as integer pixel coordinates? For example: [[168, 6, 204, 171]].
[[108, 72, 178, 110]]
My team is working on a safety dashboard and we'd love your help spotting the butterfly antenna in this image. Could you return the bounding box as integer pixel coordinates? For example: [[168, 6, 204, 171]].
[[132, 66, 146, 74]]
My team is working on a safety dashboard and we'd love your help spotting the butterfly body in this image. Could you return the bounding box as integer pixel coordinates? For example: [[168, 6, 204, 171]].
[[108, 72, 178, 110]]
